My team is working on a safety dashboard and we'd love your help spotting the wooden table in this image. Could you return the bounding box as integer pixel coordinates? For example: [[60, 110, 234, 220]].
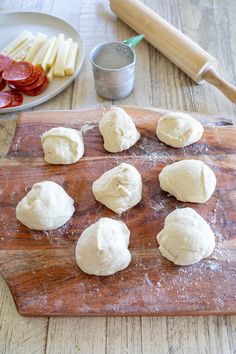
[[0, 0, 236, 353]]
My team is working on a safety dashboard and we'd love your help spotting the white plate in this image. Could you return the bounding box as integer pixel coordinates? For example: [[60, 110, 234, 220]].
[[0, 12, 85, 113]]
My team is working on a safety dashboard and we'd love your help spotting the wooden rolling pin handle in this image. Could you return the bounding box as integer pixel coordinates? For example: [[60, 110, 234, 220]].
[[203, 68, 236, 103]]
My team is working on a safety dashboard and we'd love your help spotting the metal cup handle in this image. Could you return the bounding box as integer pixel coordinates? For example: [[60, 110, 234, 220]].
[[123, 34, 144, 49]]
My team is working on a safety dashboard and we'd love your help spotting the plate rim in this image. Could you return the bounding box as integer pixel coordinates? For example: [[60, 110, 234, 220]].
[[0, 11, 85, 114]]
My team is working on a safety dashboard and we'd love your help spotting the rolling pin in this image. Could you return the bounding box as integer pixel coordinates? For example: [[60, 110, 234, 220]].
[[110, 0, 236, 103]]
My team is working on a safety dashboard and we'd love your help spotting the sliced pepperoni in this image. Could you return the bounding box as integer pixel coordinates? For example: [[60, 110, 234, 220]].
[[0, 79, 6, 92], [4, 89, 23, 107], [0, 92, 12, 108], [23, 76, 48, 96], [0, 54, 13, 72], [13, 67, 41, 88], [0, 73, 7, 92], [2, 61, 33, 82], [12, 66, 39, 87], [20, 69, 46, 92], [8, 82, 17, 90]]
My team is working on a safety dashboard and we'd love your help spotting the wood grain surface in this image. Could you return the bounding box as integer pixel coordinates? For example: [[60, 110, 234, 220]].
[[1, 0, 236, 353], [0, 107, 235, 316]]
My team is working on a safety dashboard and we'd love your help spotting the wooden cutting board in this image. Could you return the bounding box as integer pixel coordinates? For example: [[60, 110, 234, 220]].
[[0, 106, 236, 317]]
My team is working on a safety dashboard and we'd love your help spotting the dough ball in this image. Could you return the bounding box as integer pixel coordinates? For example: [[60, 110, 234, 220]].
[[157, 208, 215, 265], [159, 159, 216, 203], [16, 181, 75, 230], [156, 112, 203, 148], [99, 107, 140, 153], [75, 217, 131, 276], [92, 162, 142, 214], [41, 127, 84, 164]]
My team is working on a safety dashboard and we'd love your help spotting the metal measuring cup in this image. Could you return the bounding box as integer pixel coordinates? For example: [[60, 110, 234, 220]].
[[90, 35, 144, 100]]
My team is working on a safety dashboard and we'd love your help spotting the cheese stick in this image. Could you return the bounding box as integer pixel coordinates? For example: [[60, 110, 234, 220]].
[[54, 39, 70, 77], [46, 34, 64, 69], [9, 37, 34, 61], [32, 37, 51, 67], [47, 61, 55, 82], [41, 36, 56, 71], [1, 31, 32, 55], [25, 33, 47, 63], [65, 41, 79, 75]]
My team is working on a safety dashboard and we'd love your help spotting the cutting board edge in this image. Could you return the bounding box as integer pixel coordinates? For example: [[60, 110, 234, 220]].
[[6, 104, 234, 158], [15, 105, 235, 121], [6, 105, 234, 158], [2, 259, 236, 318], [16, 308, 236, 317]]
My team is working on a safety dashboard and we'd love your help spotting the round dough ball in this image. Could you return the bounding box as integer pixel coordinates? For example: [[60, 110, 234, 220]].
[[92, 163, 142, 214], [16, 181, 75, 230], [156, 112, 203, 148], [159, 159, 216, 203], [99, 107, 140, 153], [41, 127, 84, 164], [157, 208, 215, 265], [75, 217, 131, 276]]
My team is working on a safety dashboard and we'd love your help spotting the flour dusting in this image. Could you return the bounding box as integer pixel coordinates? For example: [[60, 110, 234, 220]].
[[80, 122, 97, 134], [136, 137, 175, 163]]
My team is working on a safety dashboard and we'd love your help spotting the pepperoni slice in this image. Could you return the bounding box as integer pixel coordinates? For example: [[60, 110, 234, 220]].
[[8, 82, 17, 90], [4, 89, 23, 107], [23, 76, 48, 96], [0, 54, 13, 72], [0, 92, 12, 108], [12, 66, 39, 87], [2, 61, 33, 82], [20, 69, 46, 92], [14, 67, 41, 89], [0, 79, 6, 92], [0, 72, 7, 91]]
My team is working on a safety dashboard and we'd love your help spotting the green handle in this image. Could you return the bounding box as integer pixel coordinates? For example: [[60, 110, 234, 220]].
[[123, 34, 144, 49]]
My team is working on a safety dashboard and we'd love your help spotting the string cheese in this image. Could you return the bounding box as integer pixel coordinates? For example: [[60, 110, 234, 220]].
[[47, 61, 56, 82], [46, 34, 64, 69], [32, 37, 52, 67], [1, 31, 32, 55], [65, 41, 78, 75], [9, 37, 34, 61], [54, 39, 70, 77], [41, 36, 56, 71], [25, 33, 47, 62]]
